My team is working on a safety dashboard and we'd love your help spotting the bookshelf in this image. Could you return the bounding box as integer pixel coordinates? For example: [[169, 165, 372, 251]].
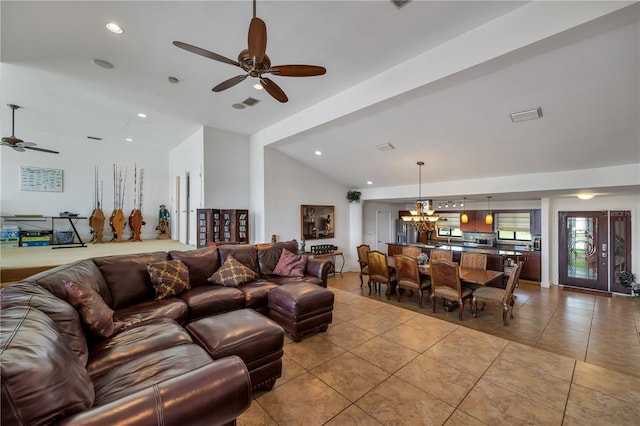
[[198, 208, 248, 247]]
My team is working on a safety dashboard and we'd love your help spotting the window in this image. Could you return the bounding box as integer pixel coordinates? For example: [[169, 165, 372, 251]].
[[496, 212, 531, 241], [437, 213, 462, 237]]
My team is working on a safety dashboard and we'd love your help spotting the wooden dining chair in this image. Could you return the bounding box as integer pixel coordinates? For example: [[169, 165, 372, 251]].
[[472, 261, 523, 326], [460, 252, 487, 270], [401, 246, 422, 258], [367, 250, 397, 298], [429, 258, 473, 320], [429, 248, 453, 261], [356, 244, 371, 288], [394, 254, 430, 308]]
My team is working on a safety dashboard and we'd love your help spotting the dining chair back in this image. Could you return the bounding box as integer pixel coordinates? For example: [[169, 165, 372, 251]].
[[430, 248, 453, 261], [401, 246, 422, 258], [367, 250, 397, 298], [429, 258, 473, 320], [460, 252, 487, 270], [472, 261, 523, 326], [356, 244, 371, 288], [394, 254, 430, 308]]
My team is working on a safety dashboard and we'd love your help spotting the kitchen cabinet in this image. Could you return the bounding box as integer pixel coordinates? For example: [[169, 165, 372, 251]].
[[505, 251, 541, 282], [530, 209, 542, 235], [460, 210, 494, 233]]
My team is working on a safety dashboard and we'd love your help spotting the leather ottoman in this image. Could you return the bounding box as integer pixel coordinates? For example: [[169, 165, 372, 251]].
[[186, 309, 284, 391], [268, 283, 334, 342]]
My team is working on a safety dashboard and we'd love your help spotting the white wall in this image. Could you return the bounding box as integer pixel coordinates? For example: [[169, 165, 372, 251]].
[[1, 128, 168, 241], [203, 127, 250, 209], [263, 148, 349, 250]]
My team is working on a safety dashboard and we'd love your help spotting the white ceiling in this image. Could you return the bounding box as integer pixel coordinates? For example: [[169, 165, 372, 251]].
[[2, 1, 639, 203]]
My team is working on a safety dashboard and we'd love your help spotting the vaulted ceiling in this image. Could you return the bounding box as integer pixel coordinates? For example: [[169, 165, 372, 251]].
[[2, 1, 638, 202]]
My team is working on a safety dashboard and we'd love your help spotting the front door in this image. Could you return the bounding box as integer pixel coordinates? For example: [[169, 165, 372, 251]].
[[558, 211, 632, 293]]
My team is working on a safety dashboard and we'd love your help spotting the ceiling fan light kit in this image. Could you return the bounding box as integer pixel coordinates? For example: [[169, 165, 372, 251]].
[[1, 104, 59, 154], [173, 0, 325, 103]]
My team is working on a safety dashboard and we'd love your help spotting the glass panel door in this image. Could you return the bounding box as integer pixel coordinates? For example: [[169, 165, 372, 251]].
[[558, 211, 608, 291]]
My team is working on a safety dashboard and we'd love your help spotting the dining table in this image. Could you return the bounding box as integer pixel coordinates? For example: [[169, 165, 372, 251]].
[[387, 256, 504, 311], [387, 256, 504, 287]]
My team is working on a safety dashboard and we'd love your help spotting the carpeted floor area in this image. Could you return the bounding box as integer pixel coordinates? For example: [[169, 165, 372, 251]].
[[0, 239, 196, 283]]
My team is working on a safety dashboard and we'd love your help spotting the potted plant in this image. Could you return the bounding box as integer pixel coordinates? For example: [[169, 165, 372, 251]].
[[617, 271, 638, 296], [346, 190, 361, 203]]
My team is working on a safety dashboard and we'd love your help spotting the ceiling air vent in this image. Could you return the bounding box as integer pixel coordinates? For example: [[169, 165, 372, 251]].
[[242, 97, 260, 107], [376, 143, 395, 151], [390, 0, 411, 9]]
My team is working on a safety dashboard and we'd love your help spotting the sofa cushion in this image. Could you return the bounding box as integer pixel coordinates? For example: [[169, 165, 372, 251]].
[[169, 247, 220, 287], [209, 255, 258, 287], [28, 258, 114, 307], [113, 297, 189, 326], [273, 249, 308, 277], [94, 252, 168, 309], [87, 318, 193, 377], [64, 280, 124, 338], [180, 285, 246, 321], [146, 259, 191, 300], [0, 282, 89, 366], [257, 240, 299, 275], [91, 344, 213, 406], [264, 275, 323, 287], [0, 306, 95, 426], [217, 244, 259, 274], [237, 280, 279, 310]]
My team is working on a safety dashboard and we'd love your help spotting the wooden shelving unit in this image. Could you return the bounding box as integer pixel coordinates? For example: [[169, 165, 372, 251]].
[[198, 208, 248, 247]]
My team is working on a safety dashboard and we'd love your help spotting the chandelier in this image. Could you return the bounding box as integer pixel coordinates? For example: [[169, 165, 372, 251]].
[[401, 161, 445, 233]]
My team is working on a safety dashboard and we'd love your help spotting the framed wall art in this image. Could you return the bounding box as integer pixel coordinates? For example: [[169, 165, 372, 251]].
[[20, 166, 63, 192], [300, 205, 334, 240]]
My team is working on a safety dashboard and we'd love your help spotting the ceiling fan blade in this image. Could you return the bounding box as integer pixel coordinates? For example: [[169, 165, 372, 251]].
[[24, 146, 59, 154], [173, 41, 240, 67], [11, 146, 25, 152], [259, 77, 288, 103], [248, 17, 267, 64], [212, 74, 248, 92], [270, 65, 327, 77], [21, 141, 37, 147]]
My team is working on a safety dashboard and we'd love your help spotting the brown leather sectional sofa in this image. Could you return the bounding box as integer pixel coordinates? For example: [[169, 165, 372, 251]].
[[0, 240, 332, 426]]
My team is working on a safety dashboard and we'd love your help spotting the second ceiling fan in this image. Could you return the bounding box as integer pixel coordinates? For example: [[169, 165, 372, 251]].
[[173, 0, 326, 103]]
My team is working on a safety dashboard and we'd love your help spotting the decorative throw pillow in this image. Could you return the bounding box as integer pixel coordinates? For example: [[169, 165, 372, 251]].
[[146, 260, 191, 300], [208, 255, 258, 287], [273, 249, 308, 277], [64, 280, 123, 338]]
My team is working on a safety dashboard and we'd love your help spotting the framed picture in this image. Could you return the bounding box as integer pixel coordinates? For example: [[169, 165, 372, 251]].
[[20, 166, 63, 192], [301, 205, 334, 240]]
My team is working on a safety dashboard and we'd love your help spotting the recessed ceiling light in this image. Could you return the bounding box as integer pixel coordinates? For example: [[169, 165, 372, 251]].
[[105, 22, 124, 34], [577, 193, 594, 200], [253, 83, 263, 90], [168, 76, 179, 84], [137, 113, 147, 118], [91, 58, 114, 69], [315, 151, 322, 156], [125, 138, 133, 142], [232, 103, 246, 109], [367, 181, 373, 185]]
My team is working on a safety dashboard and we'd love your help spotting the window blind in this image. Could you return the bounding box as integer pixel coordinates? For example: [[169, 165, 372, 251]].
[[438, 212, 461, 229], [496, 212, 530, 232]]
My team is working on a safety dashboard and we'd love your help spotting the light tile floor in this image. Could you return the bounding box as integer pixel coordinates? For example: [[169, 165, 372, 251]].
[[239, 272, 640, 426]]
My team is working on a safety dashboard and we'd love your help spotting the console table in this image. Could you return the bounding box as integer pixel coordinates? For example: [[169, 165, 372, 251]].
[[1, 216, 87, 249], [306, 250, 344, 278]]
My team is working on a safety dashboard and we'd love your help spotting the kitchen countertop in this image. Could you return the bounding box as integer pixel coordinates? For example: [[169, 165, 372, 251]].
[[388, 242, 539, 257]]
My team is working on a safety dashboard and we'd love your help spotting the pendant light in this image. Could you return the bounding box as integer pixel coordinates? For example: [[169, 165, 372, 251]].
[[460, 197, 469, 224], [485, 196, 493, 225]]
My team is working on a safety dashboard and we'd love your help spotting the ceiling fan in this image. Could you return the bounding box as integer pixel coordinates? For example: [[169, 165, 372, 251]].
[[173, 0, 326, 103], [1, 104, 59, 154]]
